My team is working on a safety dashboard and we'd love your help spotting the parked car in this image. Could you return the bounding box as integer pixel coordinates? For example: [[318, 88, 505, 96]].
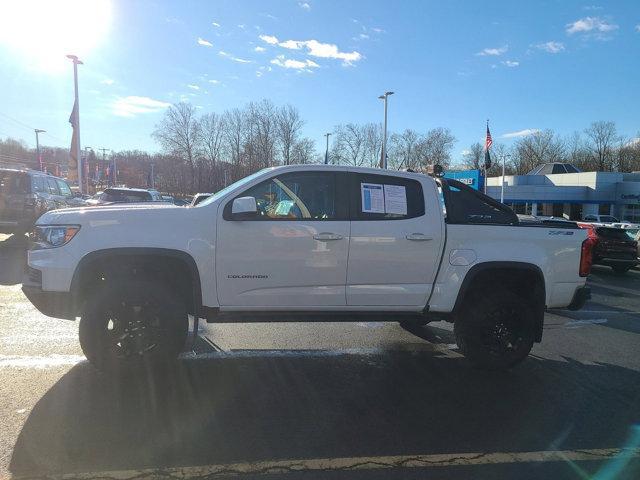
[[577, 222, 638, 274], [85, 187, 164, 206], [161, 195, 190, 206], [0, 168, 84, 234], [23, 165, 592, 372], [191, 192, 213, 206], [582, 214, 639, 229]]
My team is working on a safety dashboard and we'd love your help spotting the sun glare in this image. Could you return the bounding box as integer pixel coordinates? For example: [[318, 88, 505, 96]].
[[0, 0, 112, 72]]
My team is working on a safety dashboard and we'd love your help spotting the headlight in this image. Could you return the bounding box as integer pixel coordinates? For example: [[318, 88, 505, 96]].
[[30, 225, 80, 249]]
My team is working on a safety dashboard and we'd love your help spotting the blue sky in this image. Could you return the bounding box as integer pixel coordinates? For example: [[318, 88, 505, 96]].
[[0, 0, 638, 163]]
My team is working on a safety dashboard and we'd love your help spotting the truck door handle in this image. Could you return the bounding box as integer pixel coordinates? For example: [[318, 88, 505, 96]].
[[313, 232, 343, 241], [406, 233, 432, 241]]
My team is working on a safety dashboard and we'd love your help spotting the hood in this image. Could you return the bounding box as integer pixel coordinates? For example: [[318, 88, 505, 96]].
[[36, 202, 180, 226]]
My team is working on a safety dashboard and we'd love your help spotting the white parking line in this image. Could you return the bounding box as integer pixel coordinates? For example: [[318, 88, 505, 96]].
[[564, 319, 608, 328], [0, 354, 85, 368], [16, 447, 640, 479]]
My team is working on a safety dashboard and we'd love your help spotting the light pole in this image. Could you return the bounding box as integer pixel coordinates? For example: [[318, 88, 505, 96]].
[[378, 91, 394, 169], [34, 129, 45, 171], [500, 153, 511, 204], [67, 54, 83, 193], [324, 133, 331, 164]]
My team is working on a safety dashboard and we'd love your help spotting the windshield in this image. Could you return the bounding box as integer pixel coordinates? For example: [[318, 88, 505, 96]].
[[599, 215, 619, 222], [195, 169, 269, 207]]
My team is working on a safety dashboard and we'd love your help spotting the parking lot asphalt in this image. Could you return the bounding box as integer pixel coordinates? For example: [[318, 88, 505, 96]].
[[1, 233, 639, 479]]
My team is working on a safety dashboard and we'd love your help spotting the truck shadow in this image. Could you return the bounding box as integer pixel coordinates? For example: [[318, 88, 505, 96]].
[[0, 234, 27, 285], [10, 351, 640, 477]]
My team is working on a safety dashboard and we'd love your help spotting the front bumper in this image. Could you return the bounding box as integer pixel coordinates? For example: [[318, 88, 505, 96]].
[[566, 286, 591, 311], [22, 268, 75, 320]]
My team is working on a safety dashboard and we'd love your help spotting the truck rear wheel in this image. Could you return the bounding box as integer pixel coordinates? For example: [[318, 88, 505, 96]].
[[79, 280, 188, 372], [454, 290, 535, 370]]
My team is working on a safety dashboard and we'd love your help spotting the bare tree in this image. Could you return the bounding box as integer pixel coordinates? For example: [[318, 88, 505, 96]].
[[277, 104, 304, 165], [363, 123, 383, 168], [462, 142, 484, 170], [389, 129, 422, 170], [152, 103, 201, 191], [418, 127, 456, 169], [331, 124, 366, 166], [290, 138, 317, 164], [512, 129, 565, 174], [584, 121, 618, 171], [199, 112, 226, 190], [223, 108, 245, 169]]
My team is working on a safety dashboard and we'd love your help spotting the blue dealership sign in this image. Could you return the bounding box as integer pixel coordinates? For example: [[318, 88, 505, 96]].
[[443, 169, 484, 191]]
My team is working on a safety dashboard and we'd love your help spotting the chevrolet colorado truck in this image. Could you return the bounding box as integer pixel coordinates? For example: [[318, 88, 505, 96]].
[[22, 165, 592, 371]]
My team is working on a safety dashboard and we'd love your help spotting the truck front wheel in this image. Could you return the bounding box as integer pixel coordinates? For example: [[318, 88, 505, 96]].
[[79, 280, 188, 372], [454, 290, 535, 370]]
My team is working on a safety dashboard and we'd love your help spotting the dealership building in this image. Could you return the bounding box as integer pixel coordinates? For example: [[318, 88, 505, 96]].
[[445, 163, 640, 223]]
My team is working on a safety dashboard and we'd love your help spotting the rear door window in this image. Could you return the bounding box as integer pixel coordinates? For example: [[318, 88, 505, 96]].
[[46, 178, 60, 195], [32, 176, 45, 193], [350, 173, 425, 220]]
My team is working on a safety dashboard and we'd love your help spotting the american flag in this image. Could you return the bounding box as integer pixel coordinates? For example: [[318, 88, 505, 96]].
[[485, 124, 493, 151]]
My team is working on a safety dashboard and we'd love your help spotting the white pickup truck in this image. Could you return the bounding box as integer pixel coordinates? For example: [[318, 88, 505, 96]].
[[22, 165, 592, 371]]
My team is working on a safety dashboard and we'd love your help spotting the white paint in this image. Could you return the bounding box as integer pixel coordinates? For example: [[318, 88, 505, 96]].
[[564, 318, 608, 328], [0, 354, 85, 368]]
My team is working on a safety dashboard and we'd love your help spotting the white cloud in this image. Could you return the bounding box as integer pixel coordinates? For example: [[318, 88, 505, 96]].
[[218, 50, 252, 63], [502, 60, 519, 67], [534, 41, 565, 53], [299, 2, 310, 10], [359, 33, 369, 39], [112, 96, 171, 117], [187, 84, 200, 90], [501, 128, 540, 139], [208, 79, 220, 84], [212, 21, 220, 27], [197, 37, 213, 47], [259, 34, 279, 45], [566, 16, 618, 35], [279, 39, 302, 49], [237, 24, 246, 29], [461, 149, 471, 156], [270, 54, 319, 71], [476, 45, 508, 56], [636, 24, 640, 32], [371, 27, 385, 33], [260, 35, 362, 64], [100, 78, 114, 85], [254, 46, 266, 52]]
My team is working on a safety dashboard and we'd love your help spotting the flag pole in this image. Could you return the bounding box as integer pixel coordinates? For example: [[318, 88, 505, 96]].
[[67, 55, 83, 194]]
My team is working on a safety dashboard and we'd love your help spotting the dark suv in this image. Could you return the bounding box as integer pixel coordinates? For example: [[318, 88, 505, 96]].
[[0, 168, 84, 234]]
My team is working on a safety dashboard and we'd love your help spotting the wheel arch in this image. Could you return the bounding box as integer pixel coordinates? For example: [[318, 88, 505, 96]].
[[70, 247, 203, 316], [453, 261, 546, 342]]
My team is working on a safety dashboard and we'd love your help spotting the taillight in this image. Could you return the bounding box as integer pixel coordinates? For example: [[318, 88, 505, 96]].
[[580, 237, 597, 277]]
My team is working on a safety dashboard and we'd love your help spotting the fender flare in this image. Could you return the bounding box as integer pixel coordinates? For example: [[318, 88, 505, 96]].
[[453, 261, 546, 341], [70, 247, 203, 315]]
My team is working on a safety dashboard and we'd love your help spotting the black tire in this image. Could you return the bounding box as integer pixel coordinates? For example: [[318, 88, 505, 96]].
[[79, 280, 188, 372], [454, 289, 535, 370], [612, 265, 631, 274]]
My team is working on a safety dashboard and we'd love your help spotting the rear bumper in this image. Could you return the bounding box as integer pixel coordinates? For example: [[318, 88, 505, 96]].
[[595, 257, 638, 267], [22, 269, 75, 320], [566, 286, 591, 311]]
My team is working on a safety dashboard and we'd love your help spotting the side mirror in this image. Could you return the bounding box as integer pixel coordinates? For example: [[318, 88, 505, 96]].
[[231, 196, 258, 219]]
